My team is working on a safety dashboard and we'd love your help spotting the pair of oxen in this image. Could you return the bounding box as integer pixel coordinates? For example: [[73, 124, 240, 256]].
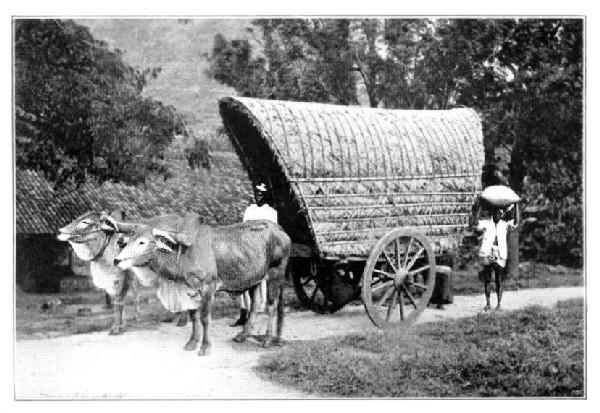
[[57, 211, 291, 356]]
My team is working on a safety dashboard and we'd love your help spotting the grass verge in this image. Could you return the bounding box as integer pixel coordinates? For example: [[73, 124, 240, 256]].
[[451, 264, 582, 296], [256, 298, 584, 398]]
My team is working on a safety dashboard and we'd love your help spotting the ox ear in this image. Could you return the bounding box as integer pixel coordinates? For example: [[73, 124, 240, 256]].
[[152, 228, 177, 244], [110, 209, 126, 221], [152, 228, 193, 247], [173, 231, 194, 247]]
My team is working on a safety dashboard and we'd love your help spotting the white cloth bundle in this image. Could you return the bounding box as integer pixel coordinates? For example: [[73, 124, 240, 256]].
[[481, 185, 521, 208]]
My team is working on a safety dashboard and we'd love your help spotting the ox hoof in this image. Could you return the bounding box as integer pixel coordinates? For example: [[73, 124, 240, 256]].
[[272, 337, 283, 347], [198, 346, 211, 357], [184, 339, 199, 351], [108, 325, 125, 335], [232, 333, 247, 343]]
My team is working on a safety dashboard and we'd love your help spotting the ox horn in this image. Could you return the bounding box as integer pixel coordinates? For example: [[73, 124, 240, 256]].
[[100, 215, 119, 232], [155, 239, 175, 253], [152, 228, 177, 244], [100, 213, 144, 234]]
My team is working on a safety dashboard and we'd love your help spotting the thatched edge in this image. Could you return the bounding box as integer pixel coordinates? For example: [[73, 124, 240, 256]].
[[219, 97, 322, 256]]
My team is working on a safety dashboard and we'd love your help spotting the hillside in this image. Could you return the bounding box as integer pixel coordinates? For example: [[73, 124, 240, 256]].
[[78, 18, 254, 146]]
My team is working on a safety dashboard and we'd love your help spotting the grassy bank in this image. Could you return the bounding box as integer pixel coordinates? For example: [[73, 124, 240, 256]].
[[256, 298, 584, 397]]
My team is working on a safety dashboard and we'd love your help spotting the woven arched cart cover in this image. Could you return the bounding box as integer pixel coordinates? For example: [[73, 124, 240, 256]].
[[219, 97, 485, 259]]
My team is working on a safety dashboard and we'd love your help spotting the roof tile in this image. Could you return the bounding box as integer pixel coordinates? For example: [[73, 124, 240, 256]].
[[16, 152, 252, 233]]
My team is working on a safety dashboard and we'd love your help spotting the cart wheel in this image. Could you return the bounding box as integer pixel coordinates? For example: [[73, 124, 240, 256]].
[[291, 259, 345, 314], [362, 229, 436, 328]]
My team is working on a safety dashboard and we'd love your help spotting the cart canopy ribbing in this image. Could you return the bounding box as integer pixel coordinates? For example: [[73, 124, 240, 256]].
[[219, 97, 484, 258]]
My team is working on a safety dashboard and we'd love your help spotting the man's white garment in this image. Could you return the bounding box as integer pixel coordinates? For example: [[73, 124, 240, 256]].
[[243, 204, 278, 223], [477, 219, 514, 267], [157, 279, 202, 312], [242, 203, 277, 310]]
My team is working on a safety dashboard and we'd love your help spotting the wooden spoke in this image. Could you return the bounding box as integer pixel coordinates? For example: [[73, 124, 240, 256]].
[[398, 291, 405, 320], [412, 282, 428, 290], [395, 239, 402, 273], [371, 280, 394, 294], [408, 265, 430, 276], [371, 276, 387, 285], [376, 286, 395, 308], [403, 288, 418, 309], [386, 291, 398, 322], [362, 229, 436, 329], [405, 247, 425, 271], [382, 249, 398, 274], [403, 237, 413, 268], [373, 268, 395, 279]]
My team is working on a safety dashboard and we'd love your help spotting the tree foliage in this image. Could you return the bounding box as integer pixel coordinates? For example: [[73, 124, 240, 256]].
[[208, 19, 358, 104], [208, 18, 583, 266], [15, 19, 189, 187]]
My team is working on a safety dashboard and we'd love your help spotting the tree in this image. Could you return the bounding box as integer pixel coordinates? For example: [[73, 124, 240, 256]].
[[15, 19, 189, 187]]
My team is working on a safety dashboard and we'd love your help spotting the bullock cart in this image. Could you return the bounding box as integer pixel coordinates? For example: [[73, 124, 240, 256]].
[[219, 97, 484, 328]]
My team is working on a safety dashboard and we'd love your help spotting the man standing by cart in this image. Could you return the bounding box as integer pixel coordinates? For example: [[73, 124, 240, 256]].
[[231, 182, 278, 326]]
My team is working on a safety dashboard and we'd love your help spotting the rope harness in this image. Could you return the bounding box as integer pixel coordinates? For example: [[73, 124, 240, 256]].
[[63, 227, 113, 261], [117, 242, 183, 270], [115, 247, 157, 263]]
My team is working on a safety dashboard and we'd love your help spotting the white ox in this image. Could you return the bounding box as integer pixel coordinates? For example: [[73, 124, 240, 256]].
[[57, 211, 193, 334]]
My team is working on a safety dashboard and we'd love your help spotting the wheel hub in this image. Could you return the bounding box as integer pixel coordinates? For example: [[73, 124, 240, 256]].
[[393, 268, 408, 288]]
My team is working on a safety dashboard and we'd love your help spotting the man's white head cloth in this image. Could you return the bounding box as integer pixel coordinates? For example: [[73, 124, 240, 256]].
[[255, 183, 267, 192]]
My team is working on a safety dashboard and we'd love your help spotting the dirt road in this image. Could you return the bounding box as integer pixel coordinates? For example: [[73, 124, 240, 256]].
[[14, 286, 584, 399]]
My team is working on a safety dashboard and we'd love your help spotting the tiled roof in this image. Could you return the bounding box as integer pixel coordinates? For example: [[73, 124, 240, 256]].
[[16, 152, 253, 234]]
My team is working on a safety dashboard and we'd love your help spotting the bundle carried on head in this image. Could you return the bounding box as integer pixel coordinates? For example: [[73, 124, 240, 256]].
[[480, 185, 521, 208]]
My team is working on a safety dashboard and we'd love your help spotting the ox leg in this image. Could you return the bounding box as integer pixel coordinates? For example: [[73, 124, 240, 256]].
[[109, 274, 128, 335], [184, 309, 200, 351], [129, 274, 140, 323], [275, 283, 285, 346], [104, 293, 113, 309], [176, 311, 189, 327], [265, 260, 287, 348], [233, 284, 260, 343], [262, 278, 279, 348], [198, 289, 214, 356]]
